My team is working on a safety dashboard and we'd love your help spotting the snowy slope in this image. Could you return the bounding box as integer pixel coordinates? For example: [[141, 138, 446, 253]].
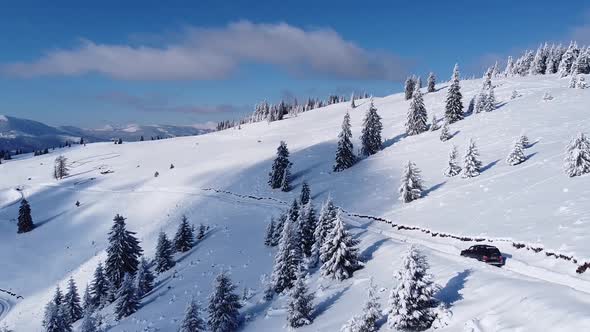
[[1, 73, 590, 331]]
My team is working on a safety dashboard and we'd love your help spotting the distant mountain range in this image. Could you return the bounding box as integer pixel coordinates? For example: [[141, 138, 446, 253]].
[[0, 115, 213, 152]]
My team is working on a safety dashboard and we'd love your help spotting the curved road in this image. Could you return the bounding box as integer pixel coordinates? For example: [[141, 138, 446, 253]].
[[0, 297, 11, 322]]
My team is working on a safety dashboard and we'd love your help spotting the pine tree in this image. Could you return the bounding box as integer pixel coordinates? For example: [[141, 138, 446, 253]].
[[504, 56, 514, 77], [439, 120, 451, 142], [310, 198, 338, 267], [298, 200, 317, 258], [399, 161, 424, 203], [180, 299, 206, 332], [105, 214, 143, 289], [569, 73, 578, 88], [519, 134, 530, 148], [564, 133, 590, 177], [155, 231, 175, 273], [280, 165, 292, 192], [445, 64, 464, 123], [462, 139, 482, 178], [299, 181, 311, 205], [558, 42, 577, 77], [360, 99, 383, 157], [484, 86, 496, 112], [334, 112, 357, 171], [530, 45, 547, 75], [91, 262, 109, 308], [271, 212, 302, 293], [268, 141, 291, 189], [430, 115, 440, 131], [350, 93, 356, 109], [82, 284, 92, 312], [43, 301, 71, 332], [174, 215, 195, 253], [427, 72, 436, 92], [79, 309, 98, 332], [63, 277, 83, 324], [506, 139, 526, 166], [136, 257, 155, 297], [114, 274, 139, 320], [341, 278, 381, 332], [444, 145, 462, 177], [320, 211, 360, 280], [287, 273, 314, 328], [474, 90, 486, 114], [264, 217, 276, 246], [388, 246, 439, 331], [406, 87, 428, 136], [207, 272, 242, 332], [197, 223, 206, 240], [404, 76, 416, 100], [466, 96, 475, 115], [272, 212, 287, 247], [54, 155, 69, 180], [17, 198, 34, 233]]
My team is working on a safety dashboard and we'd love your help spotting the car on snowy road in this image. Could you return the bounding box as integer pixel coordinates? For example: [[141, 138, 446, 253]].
[[460, 245, 504, 266]]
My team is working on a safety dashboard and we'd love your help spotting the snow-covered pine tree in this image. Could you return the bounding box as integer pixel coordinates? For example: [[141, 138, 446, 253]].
[[268, 141, 291, 189], [430, 115, 440, 131], [504, 56, 514, 77], [271, 212, 302, 293], [288, 199, 300, 224], [482, 68, 492, 89], [388, 245, 439, 331], [155, 231, 175, 273], [264, 217, 276, 246], [427, 72, 436, 92], [406, 87, 428, 135], [114, 274, 139, 320], [207, 272, 242, 332], [399, 161, 424, 203], [334, 112, 357, 172], [53, 285, 64, 306], [91, 262, 109, 308], [466, 96, 475, 115], [135, 257, 155, 297], [79, 309, 98, 332], [42, 301, 71, 332], [197, 223, 206, 240], [299, 181, 311, 205], [63, 277, 83, 324], [530, 44, 547, 75], [558, 42, 577, 77], [519, 134, 530, 148], [280, 165, 292, 192], [17, 198, 34, 233], [287, 273, 314, 328], [444, 145, 462, 177], [578, 47, 590, 74], [439, 120, 451, 142], [404, 76, 416, 100], [53, 155, 69, 180], [298, 200, 317, 258], [564, 132, 590, 177], [474, 90, 486, 114], [272, 212, 287, 246], [545, 44, 558, 74], [320, 211, 360, 280], [82, 284, 92, 312], [444, 64, 464, 123], [351, 93, 356, 109], [180, 299, 206, 332], [360, 98, 383, 157], [341, 278, 382, 332], [569, 73, 578, 88], [310, 198, 338, 267], [105, 214, 142, 289], [174, 215, 195, 253], [484, 86, 496, 112], [506, 139, 526, 166], [462, 139, 482, 178]]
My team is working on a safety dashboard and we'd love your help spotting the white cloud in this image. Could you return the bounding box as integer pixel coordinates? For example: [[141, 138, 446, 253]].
[[2, 21, 408, 81]]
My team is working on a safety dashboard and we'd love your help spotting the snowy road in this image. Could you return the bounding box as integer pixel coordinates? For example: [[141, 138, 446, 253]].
[[0, 297, 10, 322]]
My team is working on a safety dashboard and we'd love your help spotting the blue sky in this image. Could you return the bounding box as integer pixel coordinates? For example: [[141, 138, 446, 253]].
[[0, 1, 589, 127]]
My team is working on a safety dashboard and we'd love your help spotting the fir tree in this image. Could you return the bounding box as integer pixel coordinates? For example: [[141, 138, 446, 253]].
[[430, 115, 440, 131], [272, 212, 287, 247], [53, 286, 64, 306], [506, 139, 527, 166], [564, 133, 590, 177], [197, 223, 206, 240], [444, 145, 462, 177], [207, 272, 242, 332], [474, 90, 486, 114], [406, 87, 428, 135], [504, 56, 514, 76], [399, 161, 424, 203], [519, 134, 530, 148], [427, 72, 436, 93], [114, 274, 139, 320], [388, 246, 439, 331], [484, 86, 496, 112], [268, 141, 291, 189], [54, 155, 69, 180], [155, 231, 175, 273], [320, 211, 360, 280], [17, 198, 34, 233], [43, 301, 71, 332], [404, 76, 416, 100], [105, 214, 142, 289], [264, 217, 276, 246], [287, 273, 314, 328], [299, 181, 311, 205], [334, 112, 357, 171], [174, 215, 195, 253], [444, 64, 464, 123], [63, 277, 83, 324], [466, 96, 475, 115], [298, 200, 317, 258], [530, 44, 547, 75], [439, 120, 451, 142], [341, 278, 381, 332], [310, 198, 338, 267], [79, 309, 98, 332], [280, 165, 292, 192], [180, 299, 206, 332], [136, 257, 155, 297], [350, 94, 356, 109], [82, 284, 93, 312], [558, 42, 577, 77], [360, 99, 383, 157], [91, 262, 109, 308], [462, 139, 482, 178], [271, 212, 302, 293]]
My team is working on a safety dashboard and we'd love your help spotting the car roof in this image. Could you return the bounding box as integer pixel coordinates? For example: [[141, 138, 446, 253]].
[[471, 245, 498, 249]]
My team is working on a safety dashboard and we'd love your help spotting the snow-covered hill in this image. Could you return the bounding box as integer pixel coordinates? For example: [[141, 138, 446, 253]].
[[1, 73, 590, 331]]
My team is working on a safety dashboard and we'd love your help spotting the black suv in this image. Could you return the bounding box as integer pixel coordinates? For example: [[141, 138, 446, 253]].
[[460, 245, 504, 266]]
